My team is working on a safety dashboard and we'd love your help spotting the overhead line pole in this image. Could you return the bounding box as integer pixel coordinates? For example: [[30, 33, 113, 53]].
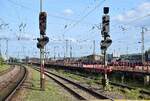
[[141, 27, 145, 66], [93, 40, 95, 55], [5, 39, 8, 63], [66, 39, 68, 58], [54, 46, 56, 60], [0, 39, 1, 57], [70, 40, 72, 59]]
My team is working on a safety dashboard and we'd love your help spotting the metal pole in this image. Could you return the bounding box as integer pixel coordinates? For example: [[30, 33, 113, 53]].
[[141, 27, 145, 65], [40, 0, 42, 12], [40, 0, 45, 91], [70, 40, 72, 58], [126, 45, 128, 60], [6, 39, 8, 63], [63, 46, 65, 59], [103, 36, 108, 89], [45, 46, 47, 63], [66, 40, 68, 58], [104, 49, 107, 81], [93, 40, 95, 55], [62, 34, 65, 59], [0, 39, 1, 57], [54, 46, 56, 60]]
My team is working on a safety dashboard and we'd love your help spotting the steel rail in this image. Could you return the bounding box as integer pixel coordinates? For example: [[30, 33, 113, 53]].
[[33, 67, 113, 100], [3, 65, 27, 101]]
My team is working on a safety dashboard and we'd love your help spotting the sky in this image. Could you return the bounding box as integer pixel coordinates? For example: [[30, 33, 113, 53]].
[[0, 0, 150, 59]]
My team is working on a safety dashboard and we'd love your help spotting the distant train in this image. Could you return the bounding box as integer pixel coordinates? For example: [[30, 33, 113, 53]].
[[30, 62, 113, 74], [109, 61, 144, 66], [30, 61, 150, 74]]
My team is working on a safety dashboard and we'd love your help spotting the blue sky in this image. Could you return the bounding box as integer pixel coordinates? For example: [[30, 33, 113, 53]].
[[0, 0, 150, 59]]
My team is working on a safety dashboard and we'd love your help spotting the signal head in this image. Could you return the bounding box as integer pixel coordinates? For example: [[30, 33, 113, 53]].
[[103, 7, 109, 14], [39, 12, 47, 35]]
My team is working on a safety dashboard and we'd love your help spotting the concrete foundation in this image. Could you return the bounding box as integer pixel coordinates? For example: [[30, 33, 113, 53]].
[[144, 75, 150, 85], [121, 75, 124, 84]]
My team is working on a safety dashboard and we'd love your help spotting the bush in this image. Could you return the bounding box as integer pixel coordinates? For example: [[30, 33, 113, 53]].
[[0, 57, 4, 65], [124, 88, 140, 99]]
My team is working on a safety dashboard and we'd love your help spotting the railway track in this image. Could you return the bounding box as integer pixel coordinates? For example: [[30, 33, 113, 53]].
[[109, 81, 150, 96], [1, 65, 27, 101], [33, 67, 113, 101], [30, 64, 150, 99], [63, 69, 150, 97], [61, 68, 150, 96]]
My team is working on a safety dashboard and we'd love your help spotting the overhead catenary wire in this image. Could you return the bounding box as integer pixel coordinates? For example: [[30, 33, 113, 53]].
[[64, 0, 102, 26], [5, 0, 150, 33], [5, 0, 150, 57], [6, 0, 101, 34], [7, 0, 30, 10], [5, 0, 107, 37], [48, 13, 95, 25], [112, 12, 150, 44], [0, 0, 103, 58], [125, 13, 150, 25], [63, 0, 106, 34], [7, 0, 97, 26]]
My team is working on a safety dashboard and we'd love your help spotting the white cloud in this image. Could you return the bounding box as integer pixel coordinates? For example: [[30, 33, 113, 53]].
[[138, 2, 150, 11], [116, 15, 124, 22], [126, 10, 136, 18], [115, 2, 150, 26], [63, 9, 74, 16]]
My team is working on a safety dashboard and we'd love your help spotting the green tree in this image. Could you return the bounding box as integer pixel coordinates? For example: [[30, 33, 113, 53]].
[[0, 56, 4, 65]]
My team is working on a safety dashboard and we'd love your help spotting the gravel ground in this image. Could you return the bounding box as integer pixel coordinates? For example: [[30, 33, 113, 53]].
[[49, 69, 128, 99], [11, 66, 78, 101], [0, 66, 20, 91], [11, 66, 31, 101]]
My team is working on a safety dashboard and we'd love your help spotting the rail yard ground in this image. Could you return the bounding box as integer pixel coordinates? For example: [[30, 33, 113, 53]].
[[1, 65, 150, 101], [0, 64, 10, 73], [11, 66, 76, 101], [46, 67, 150, 100]]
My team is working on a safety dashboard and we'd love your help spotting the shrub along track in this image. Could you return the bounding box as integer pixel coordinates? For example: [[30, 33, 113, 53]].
[[0, 65, 15, 76]]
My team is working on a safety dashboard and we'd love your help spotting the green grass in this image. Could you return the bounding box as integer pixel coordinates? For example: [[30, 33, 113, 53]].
[[123, 88, 140, 99], [126, 81, 150, 91], [57, 69, 102, 84], [62, 71, 84, 81], [25, 68, 74, 101], [0, 64, 10, 72], [110, 76, 150, 91], [32, 68, 149, 100], [54, 69, 150, 99], [110, 86, 143, 99]]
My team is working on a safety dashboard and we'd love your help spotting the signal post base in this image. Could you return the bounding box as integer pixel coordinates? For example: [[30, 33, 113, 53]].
[[40, 77, 45, 91], [102, 74, 110, 91]]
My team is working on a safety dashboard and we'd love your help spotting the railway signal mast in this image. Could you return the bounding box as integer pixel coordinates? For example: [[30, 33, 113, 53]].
[[37, 0, 49, 90], [101, 7, 112, 90]]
